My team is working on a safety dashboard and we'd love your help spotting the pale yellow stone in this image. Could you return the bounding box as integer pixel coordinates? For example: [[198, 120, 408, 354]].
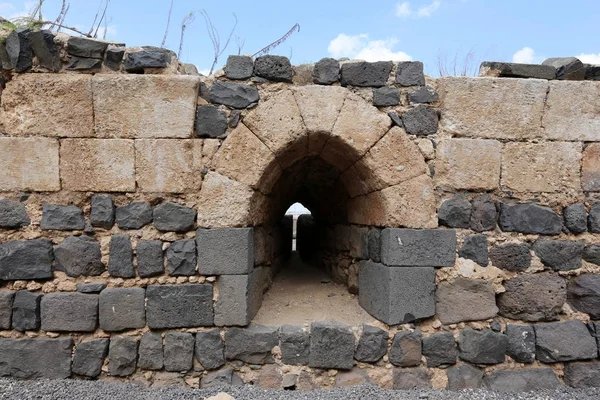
[[544, 81, 600, 141], [0, 74, 94, 137], [440, 77, 547, 139], [435, 138, 502, 191], [583, 143, 600, 191], [135, 139, 202, 193], [206, 393, 235, 400], [202, 139, 221, 166], [0, 137, 60, 191], [502, 142, 582, 193], [93, 75, 200, 138], [416, 138, 435, 160], [61, 139, 135, 192]]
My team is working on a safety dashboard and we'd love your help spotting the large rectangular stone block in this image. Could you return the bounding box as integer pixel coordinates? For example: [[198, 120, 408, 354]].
[[0, 338, 73, 379], [0, 74, 93, 137], [381, 229, 456, 267], [93, 75, 200, 138], [0, 137, 60, 191], [197, 228, 254, 275], [214, 268, 263, 326], [146, 284, 214, 328], [359, 260, 435, 325], [60, 139, 135, 192], [40, 293, 98, 332], [0, 239, 54, 281], [99, 288, 146, 331]]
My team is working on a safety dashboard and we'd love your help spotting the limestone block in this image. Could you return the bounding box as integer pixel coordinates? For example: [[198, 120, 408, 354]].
[[292, 85, 347, 133], [502, 142, 582, 193], [583, 143, 600, 191], [440, 77, 547, 139], [93, 75, 200, 138], [135, 139, 202, 193], [544, 81, 600, 141], [435, 138, 502, 191], [0, 74, 93, 137], [60, 139, 135, 192], [0, 137, 60, 191]]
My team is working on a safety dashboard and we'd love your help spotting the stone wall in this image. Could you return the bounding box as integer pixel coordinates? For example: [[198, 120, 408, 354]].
[[0, 31, 600, 391]]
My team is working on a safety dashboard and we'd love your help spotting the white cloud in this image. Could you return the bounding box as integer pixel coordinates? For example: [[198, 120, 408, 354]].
[[512, 47, 535, 64], [395, 2, 412, 18], [417, 0, 442, 17], [577, 53, 600, 65], [328, 34, 412, 62], [396, 1, 442, 18]]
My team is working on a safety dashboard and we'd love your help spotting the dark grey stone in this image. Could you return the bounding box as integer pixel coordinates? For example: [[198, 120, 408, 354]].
[[458, 328, 507, 364], [196, 105, 228, 138], [389, 331, 421, 367], [0, 42, 10, 70], [0, 291, 14, 330], [164, 332, 194, 372], [372, 87, 400, 106], [567, 274, 600, 319], [229, 109, 241, 128], [197, 228, 254, 275], [340, 61, 393, 87], [11, 290, 41, 332], [0, 338, 73, 379], [409, 86, 439, 104], [355, 325, 389, 363], [489, 243, 531, 272], [66, 56, 102, 70], [116, 202, 153, 230], [506, 324, 536, 363], [498, 274, 566, 321], [564, 203, 588, 233], [77, 283, 106, 294], [359, 261, 436, 325], [280, 325, 310, 365], [422, 332, 457, 367], [584, 244, 600, 266], [124, 48, 171, 71], [67, 37, 109, 59], [0, 239, 54, 280], [470, 194, 498, 232], [136, 240, 164, 277], [41, 205, 85, 231], [40, 292, 98, 332], [586, 64, 600, 81], [225, 55, 253, 79], [458, 235, 488, 267], [542, 57, 586, 80], [401, 105, 439, 136], [446, 364, 483, 390], [396, 61, 425, 86], [166, 239, 197, 276], [484, 368, 560, 392], [153, 202, 196, 232], [72, 339, 109, 378], [254, 55, 293, 82], [99, 288, 145, 332], [368, 228, 381, 263], [5, 28, 33, 72], [535, 320, 598, 362], [108, 234, 134, 278], [313, 58, 340, 84], [564, 361, 600, 388], [214, 269, 263, 326], [54, 236, 105, 277], [0, 199, 30, 228], [490, 320, 502, 332], [380, 228, 456, 267], [435, 278, 498, 324], [201, 368, 243, 387], [387, 111, 403, 128], [499, 203, 562, 235], [392, 368, 431, 389], [479, 61, 557, 79], [438, 196, 472, 228], [209, 82, 260, 109], [108, 336, 138, 377], [195, 329, 225, 370], [590, 202, 600, 233], [146, 284, 214, 328], [138, 332, 163, 370], [533, 239, 585, 271], [105, 46, 125, 70], [90, 195, 115, 229], [225, 324, 279, 364], [309, 322, 354, 369]]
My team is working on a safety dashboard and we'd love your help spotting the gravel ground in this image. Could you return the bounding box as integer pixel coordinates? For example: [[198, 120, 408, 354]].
[[0, 379, 599, 400]]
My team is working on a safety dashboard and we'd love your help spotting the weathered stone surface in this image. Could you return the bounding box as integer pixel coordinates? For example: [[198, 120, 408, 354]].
[[66, 56, 102, 70], [584, 245, 600, 266], [67, 37, 108, 58], [313, 58, 339, 84], [402, 105, 439, 137], [196, 105, 228, 138], [107, 234, 134, 278], [225, 55, 254, 80], [90, 195, 115, 229], [499, 204, 562, 235], [28, 30, 60, 71], [195, 330, 225, 370], [308, 322, 354, 369], [498, 274, 566, 322], [355, 325, 389, 363], [93, 75, 199, 138], [380, 228, 456, 267], [479, 61, 556, 79], [77, 283, 106, 294], [214, 269, 262, 326], [586, 65, 600, 81], [280, 325, 310, 365], [138, 332, 164, 370], [535, 320, 598, 362], [136, 240, 164, 277], [197, 228, 254, 275], [506, 325, 536, 363], [396, 62, 425, 86], [166, 239, 197, 276], [164, 332, 194, 372], [116, 202, 153, 230], [360, 261, 436, 325], [591, 202, 600, 233], [436, 278, 497, 324], [340, 61, 392, 87], [105, 46, 125, 70], [108, 336, 138, 377], [564, 203, 588, 233], [0, 338, 73, 379], [484, 368, 560, 392], [5, 28, 32, 72], [0, 137, 60, 191], [99, 288, 145, 331], [393, 368, 431, 389], [567, 274, 600, 319], [533, 240, 584, 271], [446, 365, 483, 390], [0, 239, 54, 280], [439, 196, 472, 228], [583, 144, 600, 191], [11, 290, 41, 332], [409, 86, 439, 104], [334, 369, 373, 388], [72, 339, 109, 378], [373, 87, 399, 106], [41, 293, 98, 332], [489, 243, 531, 272], [0, 291, 14, 330], [435, 138, 502, 190], [564, 361, 600, 389], [422, 332, 458, 367], [389, 331, 421, 367], [124, 48, 172, 71], [225, 324, 279, 364], [0, 199, 30, 229], [254, 55, 293, 82], [543, 57, 585, 80], [502, 142, 582, 193], [458, 235, 488, 267], [209, 82, 259, 109], [55, 236, 104, 277], [146, 284, 213, 328], [368, 228, 381, 263], [470, 194, 498, 232], [201, 368, 243, 388], [459, 328, 507, 364]]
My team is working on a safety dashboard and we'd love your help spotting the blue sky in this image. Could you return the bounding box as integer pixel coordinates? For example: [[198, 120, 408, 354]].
[[1, 0, 599, 76]]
